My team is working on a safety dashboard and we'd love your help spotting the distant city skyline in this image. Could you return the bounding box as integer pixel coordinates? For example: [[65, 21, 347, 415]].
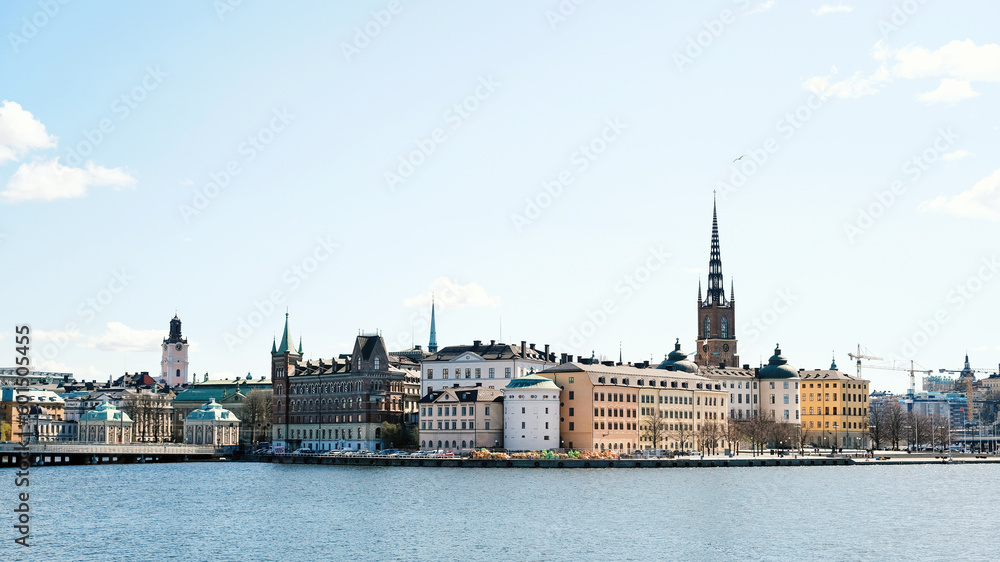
[[3, 2, 999, 394]]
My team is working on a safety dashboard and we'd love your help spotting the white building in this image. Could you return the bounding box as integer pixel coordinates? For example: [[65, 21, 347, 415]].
[[420, 340, 555, 396], [503, 374, 561, 451], [184, 398, 240, 446], [78, 398, 133, 443]]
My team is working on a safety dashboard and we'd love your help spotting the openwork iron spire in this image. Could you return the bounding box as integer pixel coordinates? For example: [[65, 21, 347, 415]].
[[428, 295, 438, 353], [706, 197, 726, 305]]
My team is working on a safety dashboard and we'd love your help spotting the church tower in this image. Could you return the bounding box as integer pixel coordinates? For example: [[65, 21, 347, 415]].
[[695, 198, 739, 368], [161, 314, 189, 386], [271, 312, 302, 446]]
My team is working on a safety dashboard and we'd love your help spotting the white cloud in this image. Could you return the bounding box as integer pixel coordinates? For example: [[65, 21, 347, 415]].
[[941, 149, 974, 161], [2, 158, 135, 203], [404, 277, 501, 309], [919, 168, 1000, 221], [916, 78, 981, 104], [34, 328, 84, 342], [746, 1, 775, 16], [803, 39, 1000, 103], [84, 322, 164, 353], [893, 39, 1000, 82], [0, 100, 57, 164], [814, 4, 853, 16]]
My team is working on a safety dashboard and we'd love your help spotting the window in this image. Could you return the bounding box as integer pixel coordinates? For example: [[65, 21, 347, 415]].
[[521, 407, 525, 414], [569, 422, 575, 431], [461, 406, 466, 416], [485, 421, 490, 429], [770, 395, 775, 404], [569, 391, 575, 400], [475, 368, 481, 378], [569, 408, 574, 416], [485, 406, 490, 415], [521, 422, 526, 429], [569, 377, 575, 383], [443, 369, 449, 379], [783, 395, 789, 404], [704, 317, 710, 338], [427, 369, 434, 379], [721, 316, 728, 339], [374, 358, 380, 370], [489, 368, 495, 379], [783, 381, 789, 389], [466, 368, 471, 379], [505, 367, 511, 378]]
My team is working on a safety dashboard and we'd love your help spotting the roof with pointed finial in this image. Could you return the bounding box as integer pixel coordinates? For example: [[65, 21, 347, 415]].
[[271, 337, 277, 354], [428, 296, 438, 353], [298, 336, 303, 355], [758, 344, 799, 379], [831, 352, 838, 371], [275, 313, 300, 356], [657, 338, 699, 373], [706, 197, 726, 306]]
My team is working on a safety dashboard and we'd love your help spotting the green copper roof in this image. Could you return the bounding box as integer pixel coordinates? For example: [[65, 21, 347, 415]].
[[505, 374, 560, 390], [275, 312, 299, 356], [759, 344, 798, 379], [186, 398, 240, 422], [80, 397, 132, 423]]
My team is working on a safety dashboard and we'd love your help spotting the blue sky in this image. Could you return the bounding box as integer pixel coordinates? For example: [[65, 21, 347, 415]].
[[2, 1, 999, 393]]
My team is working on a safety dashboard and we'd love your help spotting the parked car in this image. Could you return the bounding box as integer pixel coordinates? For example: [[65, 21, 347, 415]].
[[292, 447, 316, 455]]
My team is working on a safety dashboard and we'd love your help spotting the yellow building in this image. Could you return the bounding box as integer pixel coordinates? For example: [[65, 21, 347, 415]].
[[799, 362, 869, 450], [541, 362, 727, 454]]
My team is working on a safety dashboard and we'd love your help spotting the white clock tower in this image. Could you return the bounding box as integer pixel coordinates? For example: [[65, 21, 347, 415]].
[[161, 314, 189, 387]]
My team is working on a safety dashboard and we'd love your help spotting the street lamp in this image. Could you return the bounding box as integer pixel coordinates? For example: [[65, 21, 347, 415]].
[[833, 422, 839, 453]]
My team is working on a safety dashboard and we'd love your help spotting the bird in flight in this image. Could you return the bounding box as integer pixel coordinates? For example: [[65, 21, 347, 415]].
[[733, 155, 745, 162]]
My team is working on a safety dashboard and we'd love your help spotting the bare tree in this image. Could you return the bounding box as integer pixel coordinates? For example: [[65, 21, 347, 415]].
[[885, 401, 906, 450], [742, 412, 774, 456], [698, 420, 722, 455], [641, 410, 669, 451], [723, 417, 743, 454], [242, 389, 274, 446], [671, 420, 694, 452], [869, 402, 885, 449]]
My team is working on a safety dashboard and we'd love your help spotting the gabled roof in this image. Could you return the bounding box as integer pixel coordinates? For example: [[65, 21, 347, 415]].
[[426, 342, 549, 362], [419, 387, 503, 404]]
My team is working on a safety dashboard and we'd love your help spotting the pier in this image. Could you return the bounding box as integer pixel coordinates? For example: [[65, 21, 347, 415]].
[[0, 442, 224, 467]]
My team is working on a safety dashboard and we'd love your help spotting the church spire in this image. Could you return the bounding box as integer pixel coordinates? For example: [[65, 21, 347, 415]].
[[698, 277, 702, 302], [428, 295, 438, 353], [707, 197, 726, 305], [276, 312, 298, 356]]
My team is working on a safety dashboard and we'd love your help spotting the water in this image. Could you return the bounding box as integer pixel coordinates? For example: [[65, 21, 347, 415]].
[[6, 461, 998, 561]]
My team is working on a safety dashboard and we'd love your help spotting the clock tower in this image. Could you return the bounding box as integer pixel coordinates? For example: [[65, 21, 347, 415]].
[[161, 314, 189, 387], [695, 198, 739, 368]]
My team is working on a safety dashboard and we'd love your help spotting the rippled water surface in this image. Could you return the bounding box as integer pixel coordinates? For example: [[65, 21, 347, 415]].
[[9, 461, 999, 560]]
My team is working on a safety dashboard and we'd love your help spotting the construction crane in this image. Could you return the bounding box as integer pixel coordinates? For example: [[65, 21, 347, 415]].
[[938, 355, 998, 422], [848, 344, 930, 400]]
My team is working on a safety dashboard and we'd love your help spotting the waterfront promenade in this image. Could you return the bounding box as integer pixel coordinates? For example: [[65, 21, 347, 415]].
[[249, 450, 1000, 469]]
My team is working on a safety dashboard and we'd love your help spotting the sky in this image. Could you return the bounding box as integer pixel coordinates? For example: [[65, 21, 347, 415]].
[[2, 1, 999, 394]]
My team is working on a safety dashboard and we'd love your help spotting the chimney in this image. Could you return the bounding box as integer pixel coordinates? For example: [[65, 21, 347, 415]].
[[475, 383, 482, 387], [529, 343, 536, 350], [520, 341, 526, 358], [743, 364, 750, 370], [577, 355, 583, 363], [544, 344, 550, 361], [473, 340, 481, 349], [490, 339, 496, 345]]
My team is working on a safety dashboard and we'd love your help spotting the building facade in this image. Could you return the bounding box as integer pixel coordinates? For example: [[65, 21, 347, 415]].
[[541, 362, 728, 453], [78, 398, 133, 443], [271, 313, 421, 452], [503, 374, 561, 451], [799, 363, 869, 450], [418, 386, 503, 452], [420, 340, 556, 395], [1, 387, 69, 442]]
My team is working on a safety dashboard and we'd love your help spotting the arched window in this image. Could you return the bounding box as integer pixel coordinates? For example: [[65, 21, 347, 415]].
[[721, 316, 729, 339], [704, 317, 710, 339], [175, 369, 180, 378], [462, 441, 467, 448]]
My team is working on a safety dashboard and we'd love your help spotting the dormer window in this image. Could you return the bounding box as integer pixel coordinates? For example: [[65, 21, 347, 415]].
[[374, 358, 380, 370]]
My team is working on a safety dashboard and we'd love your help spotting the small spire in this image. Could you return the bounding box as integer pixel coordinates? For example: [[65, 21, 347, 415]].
[[428, 295, 438, 353], [698, 277, 702, 302], [619, 341, 622, 365], [298, 335, 303, 355], [831, 351, 838, 371], [271, 336, 277, 355], [730, 279, 735, 303]]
